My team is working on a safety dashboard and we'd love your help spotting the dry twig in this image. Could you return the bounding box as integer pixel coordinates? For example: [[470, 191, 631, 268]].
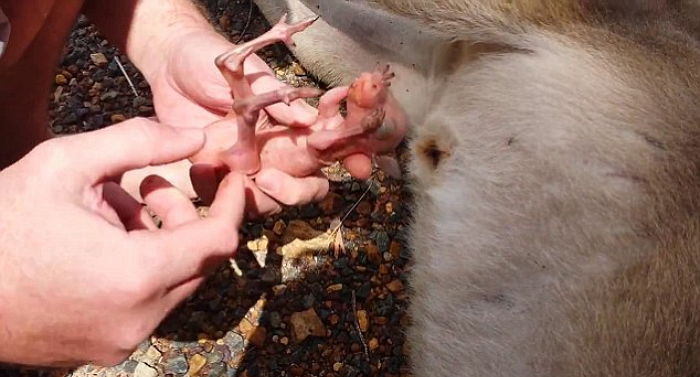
[[113, 56, 139, 97], [235, 0, 255, 44], [352, 289, 370, 360]]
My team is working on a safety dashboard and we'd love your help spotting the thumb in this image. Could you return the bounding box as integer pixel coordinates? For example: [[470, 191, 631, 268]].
[[56, 118, 205, 184]]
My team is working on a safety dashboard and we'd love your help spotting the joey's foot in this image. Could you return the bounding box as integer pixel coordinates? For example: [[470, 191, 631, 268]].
[[271, 13, 319, 48], [214, 13, 319, 98], [378, 64, 395, 86]]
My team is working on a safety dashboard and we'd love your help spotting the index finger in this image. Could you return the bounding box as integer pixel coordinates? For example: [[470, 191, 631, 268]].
[[131, 172, 246, 289], [55, 118, 205, 185]]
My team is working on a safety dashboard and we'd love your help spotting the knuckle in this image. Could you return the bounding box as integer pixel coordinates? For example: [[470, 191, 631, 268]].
[[98, 350, 132, 367], [111, 271, 154, 307], [30, 138, 70, 171], [211, 224, 239, 254], [112, 323, 150, 354]]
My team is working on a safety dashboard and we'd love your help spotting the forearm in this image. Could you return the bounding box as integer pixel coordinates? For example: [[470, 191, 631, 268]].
[[82, 0, 225, 80]]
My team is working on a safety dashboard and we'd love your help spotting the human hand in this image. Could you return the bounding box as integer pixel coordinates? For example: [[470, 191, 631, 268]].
[[138, 28, 373, 211], [0, 119, 245, 367]]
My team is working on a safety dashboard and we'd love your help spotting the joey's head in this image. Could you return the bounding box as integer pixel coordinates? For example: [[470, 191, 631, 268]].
[[347, 64, 395, 108]]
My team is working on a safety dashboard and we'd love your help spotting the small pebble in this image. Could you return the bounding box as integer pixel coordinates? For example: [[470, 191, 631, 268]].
[[100, 90, 119, 101], [326, 283, 343, 293], [110, 113, 126, 123], [272, 219, 286, 235], [249, 326, 267, 347], [387, 279, 404, 293], [365, 243, 381, 265], [55, 74, 68, 85], [369, 338, 380, 351], [187, 353, 208, 376], [209, 362, 227, 377], [247, 235, 269, 254], [377, 262, 390, 275], [290, 308, 327, 343], [385, 201, 394, 214], [219, 14, 232, 29], [223, 331, 245, 354], [356, 310, 370, 332], [292, 62, 307, 76], [203, 342, 214, 353], [329, 313, 340, 325], [289, 365, 305, 376], [163, 354, 188, 375], [240, 319, 267, 347], [390, 240, 402, 259], [375, 231, 390, 252], [90, 52, 109, 65], [272, 284, 287, 296], [283, 219, 323, 243], [319, 192, 343, 214]]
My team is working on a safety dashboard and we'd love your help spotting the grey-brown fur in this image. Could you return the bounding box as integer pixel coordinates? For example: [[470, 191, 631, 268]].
[[253, 1, 700, 376]]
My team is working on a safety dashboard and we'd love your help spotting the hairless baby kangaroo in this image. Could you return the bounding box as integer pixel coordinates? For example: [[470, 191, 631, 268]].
[[191, 14, 408, 185]]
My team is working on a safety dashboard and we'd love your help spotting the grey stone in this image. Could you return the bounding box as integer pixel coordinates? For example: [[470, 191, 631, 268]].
[[133, 362, 158, 377], [208, 362, 227, 377], [163, 354, 189, 375], [223, 331, 245, 354]]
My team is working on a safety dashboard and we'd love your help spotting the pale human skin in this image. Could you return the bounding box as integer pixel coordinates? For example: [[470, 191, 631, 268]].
[[0, 120, 247, 367], [255, 0, 700, 376], [189, 15, 408, 204], [0, 0, 375, 368]]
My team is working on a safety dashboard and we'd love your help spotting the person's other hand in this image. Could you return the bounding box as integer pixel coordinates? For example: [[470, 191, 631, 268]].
[[0, 118, 245, 367]]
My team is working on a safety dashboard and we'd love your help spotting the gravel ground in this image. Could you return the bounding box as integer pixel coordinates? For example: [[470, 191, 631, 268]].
[[1, 1, 412, 376]]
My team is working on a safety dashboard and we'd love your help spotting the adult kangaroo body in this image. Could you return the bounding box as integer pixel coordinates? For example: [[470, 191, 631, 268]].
[[253, 1, 700, 376]]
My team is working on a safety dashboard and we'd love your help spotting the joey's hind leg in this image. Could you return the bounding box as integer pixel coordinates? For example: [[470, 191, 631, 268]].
[[224, 86, 323, 174], [214, 13, 319, 174], [214, 13, 318, 99]]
